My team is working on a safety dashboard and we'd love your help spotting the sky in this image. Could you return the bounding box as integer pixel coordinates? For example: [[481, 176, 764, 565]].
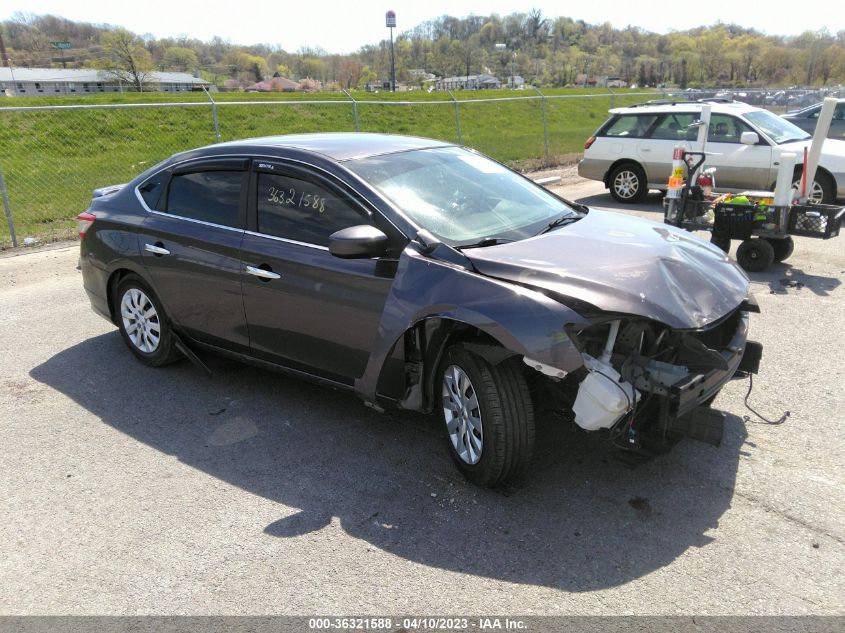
[[1, 0, 835, 55]]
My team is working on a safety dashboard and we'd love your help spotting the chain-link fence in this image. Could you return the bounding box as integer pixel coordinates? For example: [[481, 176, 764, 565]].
[[0, 88, 699, 249]]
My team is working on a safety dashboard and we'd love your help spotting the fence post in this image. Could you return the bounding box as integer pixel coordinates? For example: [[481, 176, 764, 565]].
[[0, 168, 17, 248], [532, 87, 550, 166], [447, 90, 463, 145], [203, 86, 221, 143], [342, 89, 360, 132]]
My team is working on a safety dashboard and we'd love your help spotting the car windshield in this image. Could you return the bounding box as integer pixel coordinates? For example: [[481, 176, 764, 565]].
[[743, 109, 811, 144], [346, 146, 578, 247]]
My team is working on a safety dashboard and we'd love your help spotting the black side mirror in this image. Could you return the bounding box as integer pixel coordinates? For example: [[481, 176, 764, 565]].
[[328, 225, 389, 259]]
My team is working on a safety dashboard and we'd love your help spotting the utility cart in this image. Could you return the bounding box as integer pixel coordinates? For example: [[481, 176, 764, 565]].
[[664, 150, 844, 272]]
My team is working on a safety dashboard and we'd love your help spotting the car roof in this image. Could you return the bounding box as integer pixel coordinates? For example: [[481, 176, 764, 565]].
[[785, 99, 845, 114], [212, 132, 454, 162], [609, 101, 760, 115]]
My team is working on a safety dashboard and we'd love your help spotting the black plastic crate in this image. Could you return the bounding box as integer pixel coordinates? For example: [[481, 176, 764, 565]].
[[713, 203, 756, 239], [788, 204, 844, 239]]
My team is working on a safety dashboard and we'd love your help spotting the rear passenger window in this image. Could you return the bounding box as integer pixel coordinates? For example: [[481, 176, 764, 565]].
[[257, 173, 367, 246], [603, 114, 659, 138], [164, 171, 244, 227], [651, 113, 698, 140]]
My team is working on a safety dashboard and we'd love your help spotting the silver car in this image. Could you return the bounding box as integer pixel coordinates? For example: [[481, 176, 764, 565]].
[[578, 101, 845, 204]]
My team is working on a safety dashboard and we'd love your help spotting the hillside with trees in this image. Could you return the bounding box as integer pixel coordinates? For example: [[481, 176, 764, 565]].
[[2, 10, 844, 90]]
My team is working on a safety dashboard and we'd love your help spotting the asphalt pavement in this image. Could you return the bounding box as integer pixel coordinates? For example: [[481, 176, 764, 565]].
[[0, 178, 842, 615]]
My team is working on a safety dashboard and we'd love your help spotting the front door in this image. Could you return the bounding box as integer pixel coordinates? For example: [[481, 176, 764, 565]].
[[239, 162, 400, 382], [704, 114, 774, 191]]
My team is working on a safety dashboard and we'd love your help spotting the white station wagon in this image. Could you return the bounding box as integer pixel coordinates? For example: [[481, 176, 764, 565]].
[[578, 100, 845, 204]]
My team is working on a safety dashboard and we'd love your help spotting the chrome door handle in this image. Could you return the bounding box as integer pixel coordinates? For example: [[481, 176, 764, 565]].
[[245, 265, 281, 280], [144, 243, 170, 256]]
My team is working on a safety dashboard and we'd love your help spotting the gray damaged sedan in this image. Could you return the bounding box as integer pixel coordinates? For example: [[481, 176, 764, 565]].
[[79, 133, 761, 486]]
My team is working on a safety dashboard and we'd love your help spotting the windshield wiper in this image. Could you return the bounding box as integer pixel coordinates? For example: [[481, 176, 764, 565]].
[[561, 198, 590, 213], [536, 214, 582, 235], [455, 237, 515, 250]]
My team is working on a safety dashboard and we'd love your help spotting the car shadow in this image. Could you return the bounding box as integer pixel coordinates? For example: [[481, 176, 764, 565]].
[[30, 333, 746, 592]]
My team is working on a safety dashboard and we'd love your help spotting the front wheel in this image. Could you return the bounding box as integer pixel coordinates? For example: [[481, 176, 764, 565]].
[[736, 238, 775, 273], [439, 345, 535, 487], [792, 170, 835, 205], [114, 275, 180, 366], [608, 163, 648, 203]]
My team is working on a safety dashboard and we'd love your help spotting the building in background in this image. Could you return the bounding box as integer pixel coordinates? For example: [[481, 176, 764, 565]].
[[435, 74, 501, 91], [0, 68, 210, 96]]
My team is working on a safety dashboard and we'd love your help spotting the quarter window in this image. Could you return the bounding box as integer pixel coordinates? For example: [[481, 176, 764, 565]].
[[164, 170, 244, 227], [257, 173, 367, 246]]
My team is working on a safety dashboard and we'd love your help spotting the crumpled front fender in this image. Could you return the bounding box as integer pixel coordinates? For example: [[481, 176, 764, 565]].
[[353, 247, 589, 405]]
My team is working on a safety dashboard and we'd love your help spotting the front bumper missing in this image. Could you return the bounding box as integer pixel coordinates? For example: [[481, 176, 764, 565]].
[[669, 313, 760, 418]]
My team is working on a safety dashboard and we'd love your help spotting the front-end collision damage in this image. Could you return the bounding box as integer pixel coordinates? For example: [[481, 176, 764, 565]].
[[353, 243, 589, 411], [558, 306, 761, 449], [356, 224, 762, 454]]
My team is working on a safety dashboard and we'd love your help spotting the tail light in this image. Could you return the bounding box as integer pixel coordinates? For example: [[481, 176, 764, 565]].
[[584, 136, 596, 150], [77, 212, 95, 239]]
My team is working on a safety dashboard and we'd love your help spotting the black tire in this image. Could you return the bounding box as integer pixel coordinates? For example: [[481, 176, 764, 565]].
[[710, 231, 731, 253], [765, 236, 795, 263], [791, 169, 836, 205], [608, 162, 648, 203], [438, 345, 535, 487], [736, 238, 775, 273], [114, 274, 180, 367]]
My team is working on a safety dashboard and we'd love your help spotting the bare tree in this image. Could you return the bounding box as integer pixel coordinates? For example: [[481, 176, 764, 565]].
[[97, 28, 153, 91]]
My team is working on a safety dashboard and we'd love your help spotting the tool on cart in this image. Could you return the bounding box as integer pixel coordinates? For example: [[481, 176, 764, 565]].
[[663, 145, 843, 272]]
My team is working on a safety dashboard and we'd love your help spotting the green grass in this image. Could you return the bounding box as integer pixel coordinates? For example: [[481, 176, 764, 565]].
[[0, 88, 658, 248]]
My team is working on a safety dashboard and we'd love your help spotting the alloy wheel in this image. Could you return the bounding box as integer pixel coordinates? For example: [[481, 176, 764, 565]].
[[442, 364, 484, 465], [120, 288, 161, 353]]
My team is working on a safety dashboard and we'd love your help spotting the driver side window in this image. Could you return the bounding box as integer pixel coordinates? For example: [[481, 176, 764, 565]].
[[257, 172, 369, 246], [708, 114, 754, 144]]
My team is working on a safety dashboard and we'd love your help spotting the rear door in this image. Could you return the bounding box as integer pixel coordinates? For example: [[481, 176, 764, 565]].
[[239, 161, 402, 382], [637, 112, 700, 184], [137, 157, 250, 353]]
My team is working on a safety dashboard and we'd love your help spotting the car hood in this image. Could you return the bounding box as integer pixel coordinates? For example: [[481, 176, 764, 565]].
[[464, 210, 750, 329], [781, 138, 845, 166]]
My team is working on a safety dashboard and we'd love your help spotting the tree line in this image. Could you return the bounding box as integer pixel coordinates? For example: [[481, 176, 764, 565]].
[[2, 11, 844, 91]]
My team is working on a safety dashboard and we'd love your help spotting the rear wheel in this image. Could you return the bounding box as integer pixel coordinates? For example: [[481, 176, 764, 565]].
[[736, 238, 775, 273], [114, 275, 180, 366], [710, 231, 731, 253], [439, 345, 534, 487], [608, 163, 648, 203], [765, 236, 795, 263]]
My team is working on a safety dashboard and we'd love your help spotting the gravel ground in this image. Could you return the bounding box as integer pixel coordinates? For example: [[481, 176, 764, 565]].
[[0, 177, 843, 616]]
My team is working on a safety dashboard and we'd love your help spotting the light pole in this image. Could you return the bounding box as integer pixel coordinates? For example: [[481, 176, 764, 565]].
[[386, 10, 396, 92]]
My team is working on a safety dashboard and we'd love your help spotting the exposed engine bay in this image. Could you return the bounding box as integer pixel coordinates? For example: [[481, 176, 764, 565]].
[[525, 305, 761, 452]]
